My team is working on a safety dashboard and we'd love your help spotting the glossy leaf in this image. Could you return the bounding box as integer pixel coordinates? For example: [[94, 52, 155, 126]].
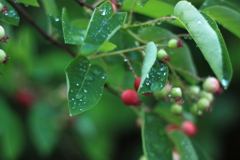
[[48, 15, 63, 35], [139, 42, 157, 91], [201, 12, 232, 89], [139, 60, 168, 93], [174, 1, 232, 88], [42, 0, 59, 16], [122, 0, 183, 27], [99, 42, 117, 52], [0, 98, 24, 160], [201, 0, 240, 38], [0, 0, 20, 26], [142, 111, 172, 160], [168, 130, 198, 160], [13, 0, 39, 7], [62, 8, 85, 45], [81, 1, 127, 54], [65, 56, 107, 116], [139, 27, 197, 84], [29, 101, 62, 156]]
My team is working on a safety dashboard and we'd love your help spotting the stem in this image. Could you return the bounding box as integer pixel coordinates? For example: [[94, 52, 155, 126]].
[[89, 46, 146, 59], [166, 62, 185, 89], [126, 29, 148, 44], [89, 44, 165, 60], [127, 0, 138, 25], [74, 0, 94, 11], [8, 1, 76, 57], [170, 65, 204, 82], [120, 54, 138, 78], [123, 16, 176, 29], [154, 33, 191, 42]]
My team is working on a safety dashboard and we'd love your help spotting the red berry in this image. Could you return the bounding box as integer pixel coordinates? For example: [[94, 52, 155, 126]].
[[16, 89, 34, 108], [121, 89, 141, 106], [181, 121, 197, 136], [203, 77, 221, 94], [134, 77, 141, 91]]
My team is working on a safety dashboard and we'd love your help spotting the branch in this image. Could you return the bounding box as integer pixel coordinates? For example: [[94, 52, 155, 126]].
[[74, 0, 94, 11], [8, 1, 76, 57]]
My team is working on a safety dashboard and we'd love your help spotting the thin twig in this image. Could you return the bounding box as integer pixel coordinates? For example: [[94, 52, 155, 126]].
[[121, 54, 138, 78], [127, 0, 137, 25], [8, 1, 76, 57], [74, 0, 94, 11], [126, 29, 148, 44]]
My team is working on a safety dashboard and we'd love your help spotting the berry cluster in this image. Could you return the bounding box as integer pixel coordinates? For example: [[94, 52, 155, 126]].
[[0, 3, 10, 76]]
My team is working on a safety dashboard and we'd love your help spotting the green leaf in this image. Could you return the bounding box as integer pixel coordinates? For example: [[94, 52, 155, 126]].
[[81, 1, 127, 54], [29, 101, 62, 156], [200, 12, 232, 89], [99, 42, 117, 52], [201, 0, 240, 38], [139, 27, 197, 84], [0, 0, 20, 26], [174, 1, 232, 88], [122, 0, 183, 27], [0, 98, 24, 160], [65, 56, 107, 116], [13, 0, 39, 7], [48, 15, 63, 35], [192, 141, 213, 160], [62, 8, 85, 45], [168, 130, 198, 160], [41, 0, 58, 16], [142, 111, 172, 160]]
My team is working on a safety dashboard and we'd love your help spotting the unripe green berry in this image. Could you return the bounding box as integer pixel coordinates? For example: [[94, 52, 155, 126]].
[[153, 83, 171, 99], [0, 3, 3, 12], [190, 103, 203, 116], [169, 87, 182, 98], [171, 104, 183, 114], [188, 85, 200, 95], [200, 91, 214, 102], [197, 98, 210, 111], [168, 39, 178, 48], [157, 49, 168, 60], [0, 49, 6, 63], [202, 77, 220, 94], [0, 26, 5, 39]]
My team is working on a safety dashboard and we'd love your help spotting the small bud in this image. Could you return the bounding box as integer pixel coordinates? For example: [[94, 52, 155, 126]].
[[157, 49, 170, 62], [188, 85, 200, 95], [166, 124, 179, 132], [170, 87, 182, 98], [0, 25, 5, 39], [200, 91, 214, 102], [0, 49, 6, 63], [203, 77, 221, 94], [171, 103, 183, 114], [197, 98, 210, 111], [134, 77, 141, 91], [181, 121, 197, 136]]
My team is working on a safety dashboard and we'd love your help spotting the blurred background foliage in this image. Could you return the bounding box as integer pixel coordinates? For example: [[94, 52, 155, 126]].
[[0, 0, 240, 160]]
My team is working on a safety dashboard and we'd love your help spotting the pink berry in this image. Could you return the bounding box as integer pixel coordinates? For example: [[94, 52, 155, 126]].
[[203, 77, 221, 94], [134, 77, 141, 91], [121, 89, 141, 106], [181, 121, 197, 136]]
